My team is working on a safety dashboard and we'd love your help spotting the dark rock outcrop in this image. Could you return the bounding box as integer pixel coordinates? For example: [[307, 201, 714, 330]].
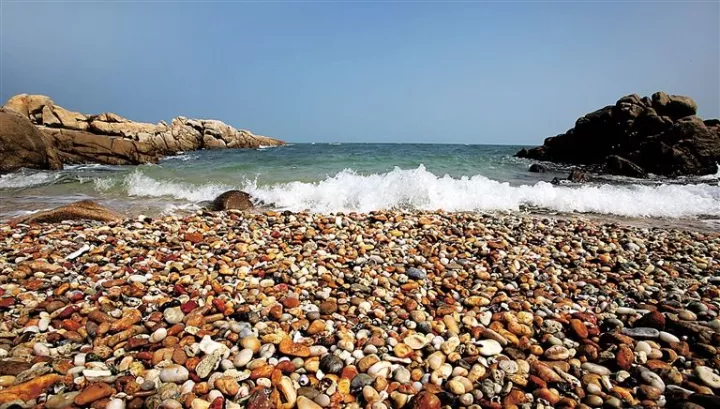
[[2, 94, 285, 171], [605, 155, 647, 178], [517, 92, 720, 177], [12, 200, 123, 224], [212, 190, 255, 211], [528, 164, 548, 173], [568, 169, 589, 183], [0, 108, 63, 173]]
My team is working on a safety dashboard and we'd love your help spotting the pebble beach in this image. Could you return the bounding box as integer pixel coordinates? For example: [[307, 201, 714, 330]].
[[1, 210, 719, 409]]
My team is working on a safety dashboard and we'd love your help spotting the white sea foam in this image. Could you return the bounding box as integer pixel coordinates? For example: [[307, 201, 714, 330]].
[[121, 166, 720, 218], [164, 153, 199, 162], [696, 164, 720, 181], [0, 172, 59, 189], [93, 178, 117, 192], [124, 170, 232, 202]]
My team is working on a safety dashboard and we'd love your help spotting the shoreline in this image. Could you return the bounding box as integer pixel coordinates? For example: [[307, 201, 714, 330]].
[[4, 202, 720, 235], [0, 210, 718, 408]]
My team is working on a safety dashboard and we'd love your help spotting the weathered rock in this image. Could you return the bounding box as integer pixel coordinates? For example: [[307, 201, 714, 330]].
[[2, 94, 285, 169], [568, 169, 589, 183], [0, 108, 62, 173], [74, 383, 115, 406], [212, 190, 255, 211], [41, 127, 161, 166], [12, 200, 123, 224], [529, 163, 548, 173], [605, 155, 647, 178], [652, 91, 698, 119], [0, 374, 63, 405], [411, 391, 441, 409], [517, 92, 719, 176]]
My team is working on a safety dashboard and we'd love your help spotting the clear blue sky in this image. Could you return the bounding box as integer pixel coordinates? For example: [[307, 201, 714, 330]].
[[1, 1, 718, 144]]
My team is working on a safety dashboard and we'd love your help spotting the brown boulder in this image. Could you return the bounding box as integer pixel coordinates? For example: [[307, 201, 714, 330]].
[[0, 108, 62, 173], [13, 199, 123, 224], [652, 91, 698, 119], [42, 105, 89, 131], [3, 94, 54, 119], [41, 127, 161, 166], [88, 119, 164, 138], [212, 190, 255, 211], [203, 134, 228, 149], [568, 169, 589, 183]]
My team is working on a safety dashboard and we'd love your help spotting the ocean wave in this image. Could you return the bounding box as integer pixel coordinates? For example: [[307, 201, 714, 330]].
[[0, 171, 60, 189], [124, 170, 232, 202], [93, 177, 117, 192], [163, 153, 199, 162], [121, 166, 720, 218], [696, 164, 720, 181]]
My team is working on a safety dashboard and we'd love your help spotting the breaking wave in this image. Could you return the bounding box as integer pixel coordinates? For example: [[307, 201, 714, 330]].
[[0, 171, 60, 189], [121, 166, 720, 218]]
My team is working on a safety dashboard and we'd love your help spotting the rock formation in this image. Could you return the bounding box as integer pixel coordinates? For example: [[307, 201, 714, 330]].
[[0, 108, 62, 173], [11, 200, 123, 224], [1, 94, 285, 172], [517, 92, 720, 177]]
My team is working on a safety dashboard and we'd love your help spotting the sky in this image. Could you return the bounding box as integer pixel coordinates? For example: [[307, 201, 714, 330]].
[[1, 1, 718, 145]]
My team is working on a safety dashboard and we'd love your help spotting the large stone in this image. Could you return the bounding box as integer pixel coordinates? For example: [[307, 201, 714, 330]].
[[3, 94, 54, 118], [0, 109, 63, 173], [528, 164, 548, 173], [652, 91, 698, 119], [0, 374, 63, 405], [41, 127, 161, 166], [88, 119, 164, 138], [202, 134, 227, 149], [212, 190, 255, 211], [44, 105, 89, 131], [74, 382, 115, 406], [604, 155, 647, 178], [13, 199, 123, 224], [516, 91, 719, 177]]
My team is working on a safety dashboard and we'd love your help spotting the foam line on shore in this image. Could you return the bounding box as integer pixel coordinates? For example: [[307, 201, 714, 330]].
[[121, 166, 720, 218]]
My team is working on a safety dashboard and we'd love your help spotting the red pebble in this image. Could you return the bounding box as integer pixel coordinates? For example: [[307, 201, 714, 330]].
[[0, 297, 15, 309], [212, 298, 225, 312], [209, 397, 224, 409], [181, 301, 198, 314], [68, 291, 84, 302], [58, 306, 76, 318]]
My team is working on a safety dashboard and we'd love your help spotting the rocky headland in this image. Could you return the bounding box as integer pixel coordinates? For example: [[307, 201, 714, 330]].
[[0, 94, 285, 173], [517, 92, 720, 178]]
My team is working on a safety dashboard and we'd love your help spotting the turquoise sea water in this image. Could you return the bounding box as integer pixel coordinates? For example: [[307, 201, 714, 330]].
[[1, 143, 719, 222]]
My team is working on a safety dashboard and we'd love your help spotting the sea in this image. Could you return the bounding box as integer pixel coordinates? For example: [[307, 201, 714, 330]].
[[1, 143, 719, 229]]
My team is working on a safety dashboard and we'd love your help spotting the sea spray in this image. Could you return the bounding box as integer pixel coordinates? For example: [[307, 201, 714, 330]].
[[121, 166, 720, 218], [124, 170, 233, 203]]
